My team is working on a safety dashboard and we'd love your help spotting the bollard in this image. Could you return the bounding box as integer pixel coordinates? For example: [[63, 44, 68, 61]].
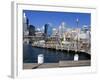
[[74, 54, 79, 61], [38, 54, 44, 64]]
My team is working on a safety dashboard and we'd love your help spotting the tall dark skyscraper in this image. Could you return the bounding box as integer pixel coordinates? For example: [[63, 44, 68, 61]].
[[26, 18, 29, 28], [44, 24, 49, 37], [44, 24, 48, 34], [29, 25, 35, 36]]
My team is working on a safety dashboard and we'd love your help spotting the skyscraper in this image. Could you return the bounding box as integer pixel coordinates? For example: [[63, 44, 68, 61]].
[[23, 13, 29, 36], [59, 22, 66, 39], [82, 25, 89, 33], [29, 25, 35, 36], [26, 18, 29, 29], [44, 24, 49, 37]]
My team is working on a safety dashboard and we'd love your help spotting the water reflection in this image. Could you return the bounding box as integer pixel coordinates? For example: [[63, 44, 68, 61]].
[[23, 43, 90, 63]]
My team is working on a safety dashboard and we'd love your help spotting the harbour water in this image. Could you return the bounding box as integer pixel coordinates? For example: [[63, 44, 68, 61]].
[[23, 43, 90, 63]]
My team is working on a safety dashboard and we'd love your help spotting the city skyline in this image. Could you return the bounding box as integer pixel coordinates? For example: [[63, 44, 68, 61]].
[[23, 10, 91, 31], [23, 10, 91, 69]]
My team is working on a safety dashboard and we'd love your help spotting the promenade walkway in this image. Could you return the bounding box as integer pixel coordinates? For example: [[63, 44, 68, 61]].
[[23, 60, 90, 69]]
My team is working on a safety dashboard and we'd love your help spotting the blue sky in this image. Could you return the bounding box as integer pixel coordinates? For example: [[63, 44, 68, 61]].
[[23, 10, 91, 29]]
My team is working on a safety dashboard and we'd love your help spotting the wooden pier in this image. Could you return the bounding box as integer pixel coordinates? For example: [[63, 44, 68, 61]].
[[32, 43, 90, 54]]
